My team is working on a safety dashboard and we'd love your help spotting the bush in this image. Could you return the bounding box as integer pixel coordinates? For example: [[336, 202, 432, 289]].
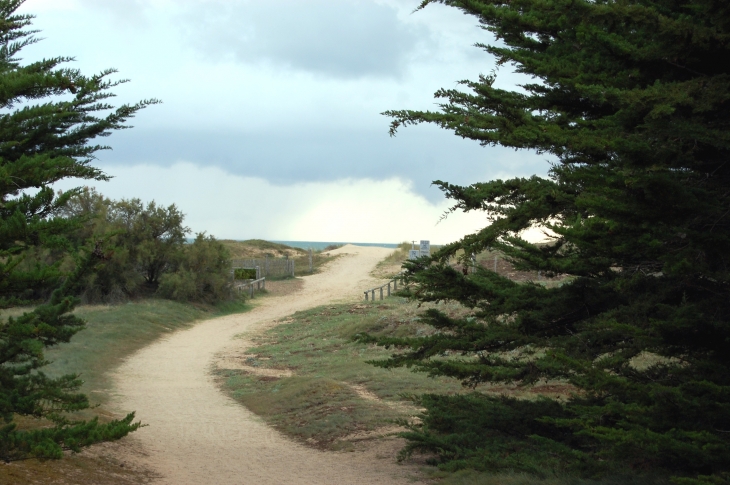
[[234, 268, 257, 280], [158, 233, 234, 304]]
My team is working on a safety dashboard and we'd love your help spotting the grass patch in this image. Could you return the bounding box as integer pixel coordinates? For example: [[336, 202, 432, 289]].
[[224, 238, 342, 278], [290, 251, 342, 276], [370, 241, 410, 279], [217, 297, 570, 453], [216, 298, 466, 450], [222, 239, 306, 259], [431, 469, 671, 485], [43, 299, 250, 411], [0, 446, 159, 485]]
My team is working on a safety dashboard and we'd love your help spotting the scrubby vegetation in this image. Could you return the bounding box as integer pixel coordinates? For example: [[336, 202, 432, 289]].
[[58, 187, 235, 305], [221, 239, 304, 259]]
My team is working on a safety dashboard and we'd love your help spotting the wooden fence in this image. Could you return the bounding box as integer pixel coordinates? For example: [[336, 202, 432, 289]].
[[231, 257, 295, 278], [235, 277, 266, 298], [364, 274, 406, 301]]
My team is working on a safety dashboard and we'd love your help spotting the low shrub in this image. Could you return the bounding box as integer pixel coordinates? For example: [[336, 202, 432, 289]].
[[158, 233, 234, 304]]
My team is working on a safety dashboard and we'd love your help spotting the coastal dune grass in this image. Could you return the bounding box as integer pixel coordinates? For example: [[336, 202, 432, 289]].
[[216, 299, 465, 450]]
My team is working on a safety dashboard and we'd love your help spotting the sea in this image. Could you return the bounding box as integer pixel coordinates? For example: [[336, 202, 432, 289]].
[[271, 241, 400, 251]]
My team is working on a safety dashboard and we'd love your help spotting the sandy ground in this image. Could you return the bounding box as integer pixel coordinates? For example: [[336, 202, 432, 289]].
[[111, 245, 424, 485]]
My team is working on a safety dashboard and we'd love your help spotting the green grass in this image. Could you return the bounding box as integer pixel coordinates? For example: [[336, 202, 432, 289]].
[[241, 239, 302, 252], [431, 469, 670, 485], [216, 298, 466, 450], [291, 251, 342, 276], [370, 241, 410, 278], [237, 239, 306, 254], [43, 298, 251, 412]]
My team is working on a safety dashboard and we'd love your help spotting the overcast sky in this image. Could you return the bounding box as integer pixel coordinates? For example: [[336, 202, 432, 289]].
[[23, 0, 549, 244]]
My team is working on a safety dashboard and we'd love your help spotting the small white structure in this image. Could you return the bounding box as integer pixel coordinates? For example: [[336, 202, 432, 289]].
[[419, 240, 431, 257]]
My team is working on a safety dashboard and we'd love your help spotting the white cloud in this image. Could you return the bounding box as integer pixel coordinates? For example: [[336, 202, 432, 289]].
[[22, 0, 550, 212], [54, 162, 491, 244]]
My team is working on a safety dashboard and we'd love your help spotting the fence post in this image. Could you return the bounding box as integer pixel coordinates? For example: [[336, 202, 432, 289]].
[[394, 278, 397, 290], [379, 287, 383, 300], [364, 291, 368, 301], [263, 277, 266, 290], [250, 283, 254, 298], [309, 249, 313, 273], [292, 260, 295, 277], [371, 289, 375, 301], [387, 282, 391, 297]]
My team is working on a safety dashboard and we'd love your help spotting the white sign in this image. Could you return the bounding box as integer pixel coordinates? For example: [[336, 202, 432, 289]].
[[419, 240, 431, 257], [408, 250, 421, 260]]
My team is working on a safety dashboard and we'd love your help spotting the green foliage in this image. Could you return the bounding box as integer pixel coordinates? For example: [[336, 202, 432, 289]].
[[233, 268, 257, 280], [237, 239, 305, 255], [111, 198, 188, 287], [62, 188, 233, 304], [158, 233, 234, 304], [363, 0, 730, 482], [0, 0, 156, 460]]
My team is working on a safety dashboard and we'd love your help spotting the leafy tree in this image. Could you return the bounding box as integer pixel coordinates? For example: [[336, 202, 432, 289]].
[[61, 190, 190, 302], [62, 188, 232, 304], [58, 188, 138, 303], [0, 0, 156, 460], [361, 0, 730, 483], [158, 232, 233, 304], [107, 198, 189, 291]]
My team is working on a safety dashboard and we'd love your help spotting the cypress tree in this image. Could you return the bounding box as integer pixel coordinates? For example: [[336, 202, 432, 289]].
[[0, 0, 156, 460], [361, 1, 730, 482]]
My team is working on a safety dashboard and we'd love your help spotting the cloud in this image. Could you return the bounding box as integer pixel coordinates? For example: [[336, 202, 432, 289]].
[[176, 0, 428, 79], [96, 124, 550, 203], [22, 0, 552, 209], [53, 162, 493, 244]]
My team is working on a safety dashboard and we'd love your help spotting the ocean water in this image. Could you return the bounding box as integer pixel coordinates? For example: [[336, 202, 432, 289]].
[[271, 241, 400, 251]]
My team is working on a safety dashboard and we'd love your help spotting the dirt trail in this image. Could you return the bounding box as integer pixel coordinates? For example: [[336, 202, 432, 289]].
[[111, 245, 422, 485]]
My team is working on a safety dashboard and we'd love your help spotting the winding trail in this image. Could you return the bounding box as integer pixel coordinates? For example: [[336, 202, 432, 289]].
[[111, 245, 422, 485]]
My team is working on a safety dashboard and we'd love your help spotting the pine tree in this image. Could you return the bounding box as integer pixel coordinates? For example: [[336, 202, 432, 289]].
[[361, 1, 730, 482], [0, 0, 157, 460]]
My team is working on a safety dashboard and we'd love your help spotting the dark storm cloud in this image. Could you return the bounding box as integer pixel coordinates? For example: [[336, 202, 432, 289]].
[[98, 125, 549, 203], [180, 0, 428, 78]]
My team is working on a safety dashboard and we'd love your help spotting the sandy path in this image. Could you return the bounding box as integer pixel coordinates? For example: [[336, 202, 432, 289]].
[[111, 245, 421, 485]]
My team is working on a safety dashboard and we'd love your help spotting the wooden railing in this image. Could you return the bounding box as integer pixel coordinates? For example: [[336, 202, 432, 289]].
[[235, 277, 266, 298], [364, 274, 405, 301], [231, 258, 295, 278]]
